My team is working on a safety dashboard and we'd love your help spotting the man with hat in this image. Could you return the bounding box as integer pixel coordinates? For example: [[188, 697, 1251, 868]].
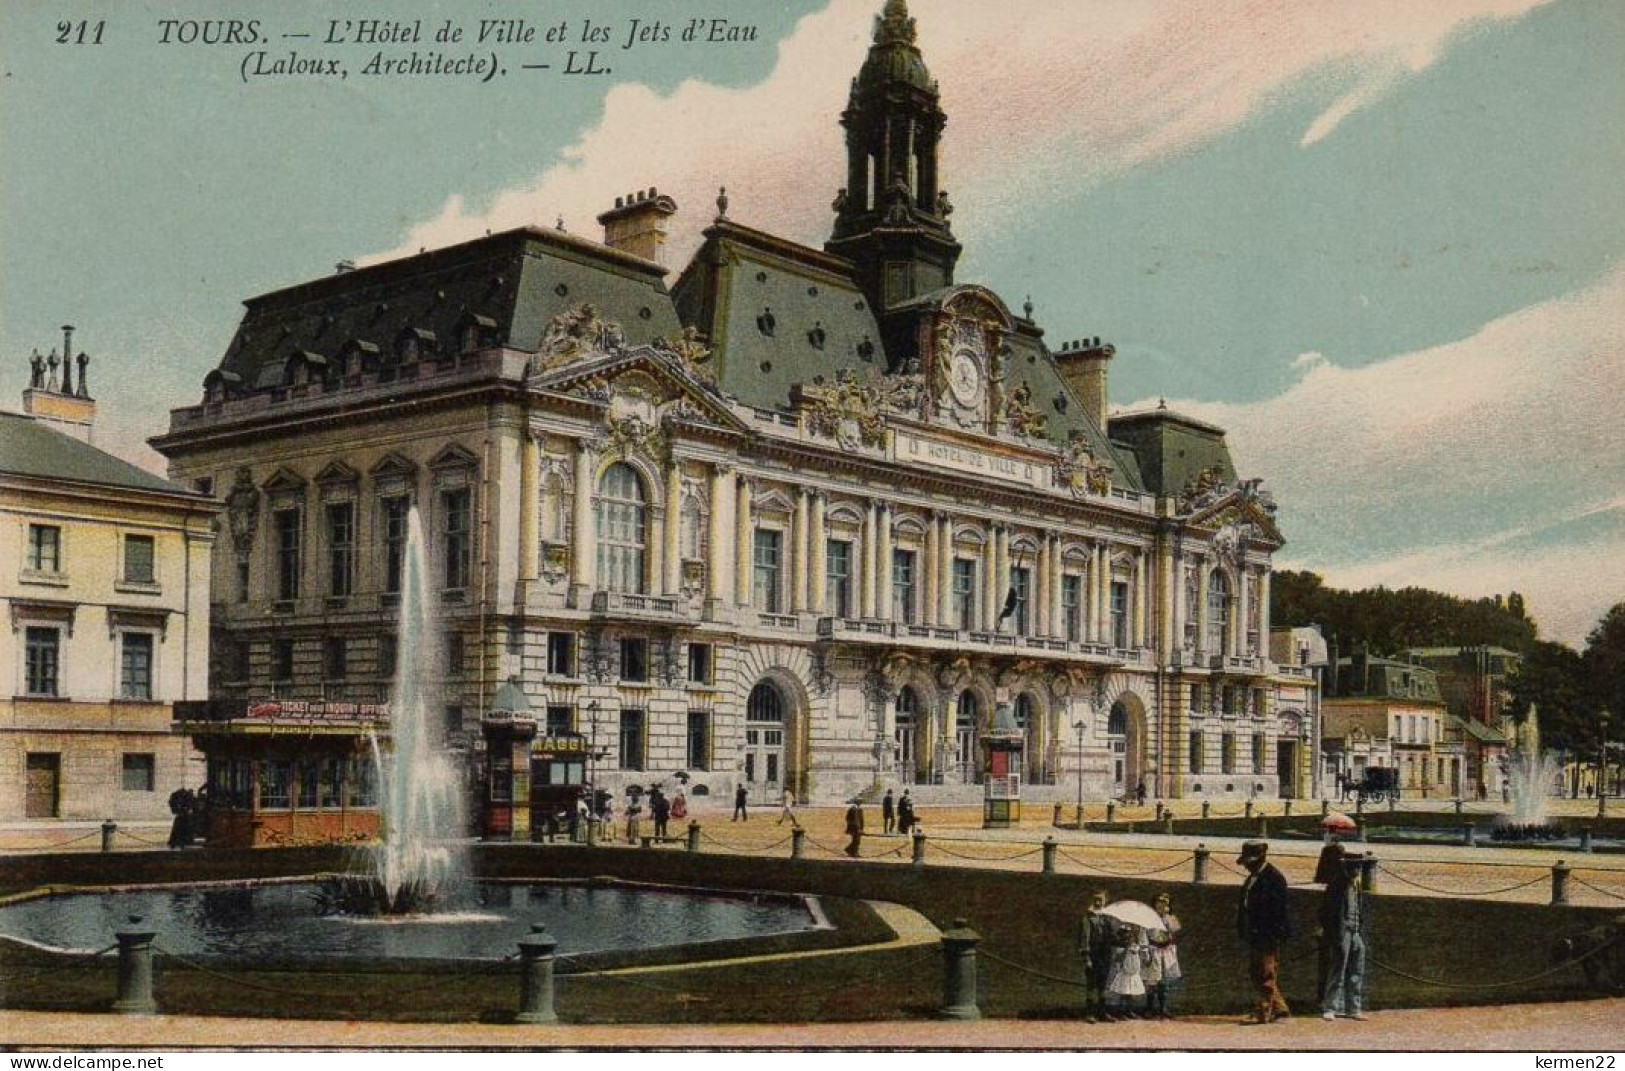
[[1236, 839, 1294, 1023]]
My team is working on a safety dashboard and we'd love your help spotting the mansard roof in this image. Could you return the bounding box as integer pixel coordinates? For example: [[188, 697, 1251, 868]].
[[0, 411, 197, 497]]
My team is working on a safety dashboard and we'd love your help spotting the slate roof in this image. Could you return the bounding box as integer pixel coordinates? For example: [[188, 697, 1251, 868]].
[[0, 411, 196, 496], [1108, 407, 1237, 498], [211, 227, 683, 393], [1451, 715, 1507, 745]]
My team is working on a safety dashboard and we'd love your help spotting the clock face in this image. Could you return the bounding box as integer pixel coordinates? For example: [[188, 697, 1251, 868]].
[[948, 349, 982, 406]]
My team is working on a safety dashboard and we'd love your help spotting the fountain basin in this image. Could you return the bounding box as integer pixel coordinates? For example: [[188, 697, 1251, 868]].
[[0, 878, 827, 967]]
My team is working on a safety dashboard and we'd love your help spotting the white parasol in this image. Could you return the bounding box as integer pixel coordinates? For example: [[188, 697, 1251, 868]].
[[1098, 899, 1163, 930]]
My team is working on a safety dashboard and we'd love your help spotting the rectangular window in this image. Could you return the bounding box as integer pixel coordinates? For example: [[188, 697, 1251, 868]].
[[25, 627, 61, 697], [121, 753, 155, 792], [687, 710, 710, 770], [753, 529, 783, 612], [1189, 682, 1204, 711], [1008, 566, 1031, 635], [377, 635, 397, 679], [325, 502, 355, 597], [274, 508, 301, 601], [1221, 733, 1236, 775], [444, 705, 463, 738], [1110, 580, 1129, 648], [1062, 575, 1082, 641], [123, 535, 155, 584], [893, 549, 917, 624], [620, 637, 649, 682], [687, 643, 713, 685], [546, 705, 574, 736], [297, 759, 321, 809], [259, 759, 293, 810], [441, 487, 472, 590], [1253, 733, 1267, 775], [319, 758, 344, 808], [952, 559, 977, 632], [348, 756, 378, 808], [547, 632, 576, 676], [26, 524, 61, 572], [324, 636, 347, 680], [382, 495, 410, 595], [1189, 730, 1204, 775], [119, 633, 154, 700], [825, 540, 852, 618], [619, 709, 646, 771], [271, 639, 294, 682], [446, 633, 465, 676]]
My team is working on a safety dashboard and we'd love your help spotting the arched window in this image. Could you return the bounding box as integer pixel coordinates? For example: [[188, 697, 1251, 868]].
[[1206, 571, 1231, 654], [1014, 693, 1035, 730], [1107, 703, 1127, 737], [747, 680, 785, 723], [896, 686, 919, 720], [596, 463, 646, 593], [957, 690, 979, 729]]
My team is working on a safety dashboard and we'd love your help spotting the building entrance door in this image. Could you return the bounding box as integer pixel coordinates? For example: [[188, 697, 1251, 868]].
[[1276, 740, 1299, 798], [744, 728, 783, 797], [25, 753, 60, 818]]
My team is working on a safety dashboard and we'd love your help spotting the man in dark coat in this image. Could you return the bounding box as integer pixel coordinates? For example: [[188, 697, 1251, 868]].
[[897, 789, 915, 835], [733, 784, 748, 821], [1319, 852, 1370, 1019], [844, 799, 865, 857], [1236, 840, 1294, 1023], [1077, 888, 1115, 1020], [882, 789, 896, 834], [650, 787, 671, 839]]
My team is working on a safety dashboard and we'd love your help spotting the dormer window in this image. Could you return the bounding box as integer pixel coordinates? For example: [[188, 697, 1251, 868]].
[[456, 313, 498, 354]]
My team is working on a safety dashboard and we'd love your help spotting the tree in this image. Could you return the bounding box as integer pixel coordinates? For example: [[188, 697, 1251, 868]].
[[1582, 602, 1625, 719], [1509, 640, 1588, 751]]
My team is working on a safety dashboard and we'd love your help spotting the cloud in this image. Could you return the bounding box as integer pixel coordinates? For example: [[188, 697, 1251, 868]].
[[1165, 263, 1625, 646], [369, 0, 1555, 265]]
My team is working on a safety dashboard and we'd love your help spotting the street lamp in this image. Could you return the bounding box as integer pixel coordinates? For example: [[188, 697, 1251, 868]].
[[1598, 710, 1611, 815], [1073, 718, 1087, 827], [585, 700, 601, 846]]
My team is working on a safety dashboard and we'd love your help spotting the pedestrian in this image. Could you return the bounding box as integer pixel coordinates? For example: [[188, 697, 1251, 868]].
[[897, 789, 915, 835], [1077, 888, 1114, 1021], [1320, 851, 1370, 1020], [1236, 840, 1294, 1024], [167, 786, 195, 849], [574, 796, 590, 842], [844, 798, 865, 857], [1135, 779, 1147, 807], [625, 797, 643, 844], [651, 788, 671, 839], [733, 783, 749, 821], [600, 796, 616, 839], [882, 788, 896, 834], [777, 789, 800, 828], [1145, 892, 1182, 1018], [671, 790, 688, 821]]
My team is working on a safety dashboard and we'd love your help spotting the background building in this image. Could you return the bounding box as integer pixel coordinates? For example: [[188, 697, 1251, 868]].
[[153, 0, 1314, 808], [1323, 650, 1457, 798], [3, 334, 216, 822]]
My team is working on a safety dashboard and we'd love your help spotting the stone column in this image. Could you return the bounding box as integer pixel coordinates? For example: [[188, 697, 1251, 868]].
[[570, 441, 596, 604], [1133, 553, 1148, 649], [859, 502, 877, 619], [810, 492, 828, 615], [519, 431, 540, 596], [734, 476, 754, 607], [924, 510, 940, 628], [1097, 544, 1112, 644], [877, 505, 894, 622], [1196, 563, 1210, 657], [1260, 568, 1272, 650], [1035, 532, 1052, 637], [792, 489, 810, 613], [1235, 567, 1250, 657], [981, 529, 998, 631], [939, 514, 955, 627], [1050, 538, 1065, 639], [995, 527, 1010, 630], [707, 463, 733, 611], [663, 460, 683, 595], [1086, 544, 1101, 642]]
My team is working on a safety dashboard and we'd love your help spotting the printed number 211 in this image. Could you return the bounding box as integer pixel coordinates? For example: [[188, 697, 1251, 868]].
[[56, 21, 106, 44]]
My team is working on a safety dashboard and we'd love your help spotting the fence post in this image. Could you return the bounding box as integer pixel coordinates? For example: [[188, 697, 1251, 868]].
[[1106, 801, 1116, 824], [1163, 815, 1175, 836], [1154, 801, 1165, 822], [101, 819, 117, 854], [686, 821, 701, 853], [1355, 796, 1364, 817], [516, 924, 559, 1025], [1257, 817, 1270, 840], [1053, 803, 1063, 828], [1354, 819, 1366, 843], [112, 926, 158, 1015], [1598, 794, 1607, 819], [1359, 853, 1377, 893], [1551, 860, 1571, 905], [1321, 799, 1330, 818], [791, 827, 806, 859], [1463, 823, 1476, 848], [1284, 800, 1293, 818], [1579, 829, 1593, 854], [1454, 798, 1464, 816], [1244, 799, 1254, 820], [912, 830, 928, 867], [1201, 801, 1211, 820], [1387, 794, 1397, 814], [1042, 836, 1057, 875], [1192, 844, 1210, 884], [938, 919, 982, 1020]]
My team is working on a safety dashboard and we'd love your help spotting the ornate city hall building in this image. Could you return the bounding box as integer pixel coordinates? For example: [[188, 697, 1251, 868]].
[[153, 0, 1315, 807]]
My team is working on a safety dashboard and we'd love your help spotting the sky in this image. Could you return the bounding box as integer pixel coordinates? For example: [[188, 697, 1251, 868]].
[[1, 0, 1621, 646]]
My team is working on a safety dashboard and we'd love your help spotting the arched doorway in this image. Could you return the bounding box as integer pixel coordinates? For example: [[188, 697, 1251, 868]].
[[1014, 693, 1043, 783], [745, 680, 787, 799], [955, 690, 980, 784], [1107, 695, 1148, 799], [895, 686, 922, 784]]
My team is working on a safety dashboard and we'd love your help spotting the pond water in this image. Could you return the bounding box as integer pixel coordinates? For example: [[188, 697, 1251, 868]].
[[0, 881, 823, 963]]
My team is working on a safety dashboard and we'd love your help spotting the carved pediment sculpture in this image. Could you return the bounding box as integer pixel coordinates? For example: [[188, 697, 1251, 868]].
[[1001, 380, 1047, 441], [652, 325, 717, 388], [801, 368, 917, 451], [1178, 465, 1229, 513], [1054, 432, 1113, 499], [540, 303, 625, 370]]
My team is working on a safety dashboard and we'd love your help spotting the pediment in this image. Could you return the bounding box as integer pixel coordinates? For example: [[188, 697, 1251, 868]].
[[429, 443, 480, 471], [315, 460, 359, 486], [260, 467, 307, 495], [533, 343, 752, 437], [369, 452, 418, 480], [1187, 479, 1284, 548]]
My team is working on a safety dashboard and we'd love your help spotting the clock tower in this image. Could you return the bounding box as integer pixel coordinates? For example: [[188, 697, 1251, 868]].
[[826, 0, 963, 332]]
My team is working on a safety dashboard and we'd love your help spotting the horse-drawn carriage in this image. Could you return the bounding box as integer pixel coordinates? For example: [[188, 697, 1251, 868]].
[[1354, 767, 1400, 803]]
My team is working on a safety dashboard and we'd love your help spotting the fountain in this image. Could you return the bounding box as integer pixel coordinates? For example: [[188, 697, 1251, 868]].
[[1494, 749, 1564, 842], [331, 506, 468, 914]]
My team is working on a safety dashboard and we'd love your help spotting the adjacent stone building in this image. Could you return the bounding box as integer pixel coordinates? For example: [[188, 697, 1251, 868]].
[[152, 0, 1314, 808], [2, 332, 217, 821], [1323, 651, 1460, 798]]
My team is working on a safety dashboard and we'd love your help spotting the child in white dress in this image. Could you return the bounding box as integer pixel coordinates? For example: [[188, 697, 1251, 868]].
[[1105, 923, 1147, 1017], [1145, 892, 1183, 1017]]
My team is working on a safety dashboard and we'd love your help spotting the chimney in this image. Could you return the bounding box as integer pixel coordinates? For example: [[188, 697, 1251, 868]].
[[596, 187, 679, 265], [1053, 337, 1115, 430], [22, 324, 98, 443]]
